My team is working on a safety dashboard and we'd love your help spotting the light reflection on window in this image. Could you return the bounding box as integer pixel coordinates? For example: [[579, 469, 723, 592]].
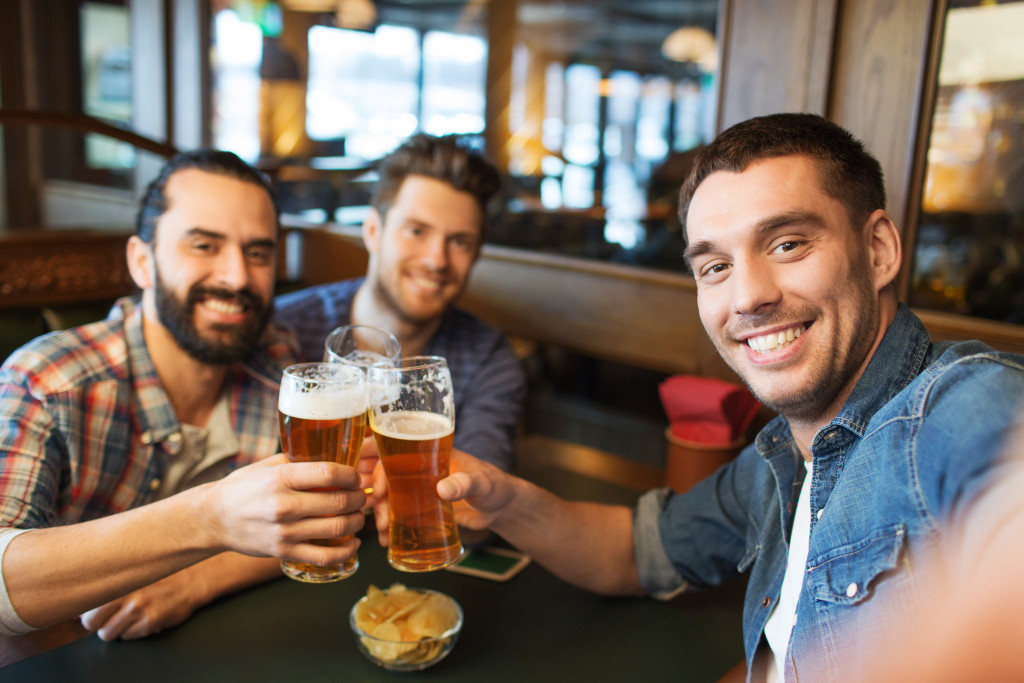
[[80, 2, 134, 172], [306, 24, 420, 160], [212, 9, 262, 162], [422, 31, 487, 137]]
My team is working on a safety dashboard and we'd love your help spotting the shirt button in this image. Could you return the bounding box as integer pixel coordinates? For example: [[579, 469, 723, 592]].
[[140, 431, 153, 445], [846, 583, 858, 598], [167, 432, 182, 443], [816, 509, 823, 520], [150, 478, 161, 491], [762, 596, 772, 608]]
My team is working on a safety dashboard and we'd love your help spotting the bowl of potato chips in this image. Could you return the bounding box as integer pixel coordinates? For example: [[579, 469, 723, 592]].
[[349, 583, 463, 671]]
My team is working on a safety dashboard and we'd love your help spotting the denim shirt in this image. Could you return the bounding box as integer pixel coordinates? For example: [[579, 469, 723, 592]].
[[634, 305, 1024, 681]]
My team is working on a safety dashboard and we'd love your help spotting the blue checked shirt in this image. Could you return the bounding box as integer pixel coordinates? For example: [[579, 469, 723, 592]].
[[275, 278, 526, 470]]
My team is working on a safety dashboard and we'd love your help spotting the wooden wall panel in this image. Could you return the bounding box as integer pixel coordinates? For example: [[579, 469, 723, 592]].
[[459, 246, 733, 379], [828, 0, 937, 235], [717, 0, 838, 129], [292, 227, 736, 379]]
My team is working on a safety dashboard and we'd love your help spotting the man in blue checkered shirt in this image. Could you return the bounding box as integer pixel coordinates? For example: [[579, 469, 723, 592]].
[[276, 134, 526, 472]]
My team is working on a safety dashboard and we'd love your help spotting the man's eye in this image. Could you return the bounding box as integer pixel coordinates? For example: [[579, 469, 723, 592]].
[[191, 241, 215, 253], [774, 241, 802, 253], [246, 248, 273, 263], [698, 262, 729, 280]]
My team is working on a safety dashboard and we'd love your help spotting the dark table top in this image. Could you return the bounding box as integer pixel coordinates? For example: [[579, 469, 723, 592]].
[[3, 461, 746, 682]]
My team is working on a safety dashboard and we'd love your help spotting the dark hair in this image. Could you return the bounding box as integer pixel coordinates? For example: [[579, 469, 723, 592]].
[[136, 149, 279, 243], [371, 134, 502, 230], [678, 113, 886, 238]]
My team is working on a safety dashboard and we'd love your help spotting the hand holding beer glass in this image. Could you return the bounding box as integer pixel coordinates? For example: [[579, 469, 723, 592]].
[[368, 356, 464, 572], [278, 362, 367, 583]]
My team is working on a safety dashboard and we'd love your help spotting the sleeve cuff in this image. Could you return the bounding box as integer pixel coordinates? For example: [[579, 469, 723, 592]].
[[0, 528, 38, 636], [633, 488, 689, 600]]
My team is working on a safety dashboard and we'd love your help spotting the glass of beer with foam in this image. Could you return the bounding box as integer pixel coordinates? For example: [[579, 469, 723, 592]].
[[278, 362, 367, 582], [367, 356, 463, 572]]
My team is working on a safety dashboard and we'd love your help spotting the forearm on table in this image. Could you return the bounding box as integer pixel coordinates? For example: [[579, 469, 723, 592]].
[[3, 485, 222, 629], [168, 553, 282, 609], [490, 478, 642, 596]]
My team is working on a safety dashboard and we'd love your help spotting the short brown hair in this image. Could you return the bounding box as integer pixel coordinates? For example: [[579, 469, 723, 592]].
[[678, 113, 885, 240], [371, 134, 502, 232]]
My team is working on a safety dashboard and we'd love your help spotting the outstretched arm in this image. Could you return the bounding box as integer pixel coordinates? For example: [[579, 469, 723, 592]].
[[2, 455, 365, 632], [373, 449, 643, 596]]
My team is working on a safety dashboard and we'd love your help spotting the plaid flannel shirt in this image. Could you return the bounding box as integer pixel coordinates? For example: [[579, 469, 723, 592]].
[[0, 298, 298, 529]]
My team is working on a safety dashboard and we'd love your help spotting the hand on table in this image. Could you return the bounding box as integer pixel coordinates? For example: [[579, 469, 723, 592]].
[[79, 570, 203, 641]]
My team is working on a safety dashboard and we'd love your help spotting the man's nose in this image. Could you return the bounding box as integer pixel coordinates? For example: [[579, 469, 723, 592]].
[[214, 247, 250, 290], [731, 257, 781, 315], [420, 236, 449, 271]]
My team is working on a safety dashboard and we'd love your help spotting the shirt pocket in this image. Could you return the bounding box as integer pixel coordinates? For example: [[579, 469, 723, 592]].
[[805, 522, 907, 606]]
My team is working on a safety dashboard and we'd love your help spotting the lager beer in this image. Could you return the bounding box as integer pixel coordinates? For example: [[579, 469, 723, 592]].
[[278, 363, 366, 583], [373, 410, 462, 572]]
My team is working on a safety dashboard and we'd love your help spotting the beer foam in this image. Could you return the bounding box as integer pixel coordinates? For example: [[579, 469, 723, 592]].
[[373, 410, 453, 440], [279, 385, 366, 420]]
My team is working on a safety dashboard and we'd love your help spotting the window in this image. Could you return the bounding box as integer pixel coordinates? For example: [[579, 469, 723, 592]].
[[910, 0, 1024, 324]]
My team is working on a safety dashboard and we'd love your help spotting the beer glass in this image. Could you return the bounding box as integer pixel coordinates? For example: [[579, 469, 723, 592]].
[[325, 324, 400, 496], [368, 356, 463, 572], [324, 324, 400, 367], [278, 362, 367, 583]]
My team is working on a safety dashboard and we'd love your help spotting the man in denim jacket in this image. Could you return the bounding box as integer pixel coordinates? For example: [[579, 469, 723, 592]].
[[370, 114, 1024, 681]]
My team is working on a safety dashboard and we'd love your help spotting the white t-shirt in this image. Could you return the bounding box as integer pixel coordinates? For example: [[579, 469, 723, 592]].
[[764, 460, 813, 683]]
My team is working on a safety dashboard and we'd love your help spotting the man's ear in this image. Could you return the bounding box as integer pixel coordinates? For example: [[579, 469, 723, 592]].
[[126, 235, 154, 290], [864, 209, 902, 291], [362, 208, 383, 256]]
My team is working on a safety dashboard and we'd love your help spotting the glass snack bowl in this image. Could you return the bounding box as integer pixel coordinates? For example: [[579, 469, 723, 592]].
[[349, 586, 463, 671]]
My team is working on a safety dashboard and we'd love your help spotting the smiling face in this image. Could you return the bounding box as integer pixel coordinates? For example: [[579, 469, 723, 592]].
[[684, 155, 889, 424], [363, 174, 482, 326], [132, 168, 278, 365]]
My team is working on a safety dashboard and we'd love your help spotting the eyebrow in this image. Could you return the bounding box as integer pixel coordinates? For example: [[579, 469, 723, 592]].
[[184, 227, 276, 249], [683, 209, 826, 268]]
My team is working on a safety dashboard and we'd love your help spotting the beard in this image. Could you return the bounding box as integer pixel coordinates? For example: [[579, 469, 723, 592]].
[[153, 268, 273, 365]]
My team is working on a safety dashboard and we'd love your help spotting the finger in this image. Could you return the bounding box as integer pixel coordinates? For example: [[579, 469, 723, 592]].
[[119, 614, 162, 641], [357, 454, 378, 476], [437, 471, 474, 501], [94, 605, 136, 642], [280, 507, 366, 545], [80, 601, 120, 632], [294, 488, 368, 520], [284, 536, 362, 568], [278, 461, 361, 492]]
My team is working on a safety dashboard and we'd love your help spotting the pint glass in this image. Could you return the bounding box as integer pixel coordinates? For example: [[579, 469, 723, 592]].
[[324, 324, 400, 367], [278, 362, 366, 583], [368, 356, 463, 572]]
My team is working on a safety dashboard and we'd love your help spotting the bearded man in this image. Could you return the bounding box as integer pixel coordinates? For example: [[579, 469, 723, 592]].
[[0, 151, 368, 643]]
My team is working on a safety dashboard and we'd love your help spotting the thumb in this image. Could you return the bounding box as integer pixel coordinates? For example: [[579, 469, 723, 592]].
[[437, 471, 474, 501]]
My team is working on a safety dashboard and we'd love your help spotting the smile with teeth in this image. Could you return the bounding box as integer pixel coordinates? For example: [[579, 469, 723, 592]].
[[202, 298, 245, 315], [746, 324, 806, 353], [409, 274, 444, 292]]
